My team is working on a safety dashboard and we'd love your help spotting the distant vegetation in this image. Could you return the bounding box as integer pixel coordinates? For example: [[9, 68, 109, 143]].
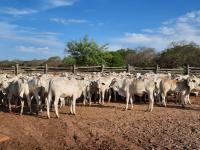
[[1, 36, 200, 68]]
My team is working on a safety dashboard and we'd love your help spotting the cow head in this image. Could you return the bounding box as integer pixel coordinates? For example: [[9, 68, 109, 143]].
[[0, 78, 9, 92], [109, 78, 119, 91], [187, 75, 200, 90]]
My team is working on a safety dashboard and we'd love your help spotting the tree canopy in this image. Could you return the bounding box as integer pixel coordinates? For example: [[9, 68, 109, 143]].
[[65, 35, 110, 66], [157, 42, 200, 68]]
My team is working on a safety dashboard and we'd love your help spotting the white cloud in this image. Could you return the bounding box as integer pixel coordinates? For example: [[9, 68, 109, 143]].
[[112, 10, 200, 51], [0, 21, 64, 58], [17, 46, 49, 53], [42, 0, 77, 10], [162, 19, 174, 25], [0, 22, 63, 47], [142, 29, 154, 33], [48, 0, 77, 7], [0, 7, 38, 16], [159, 27, 175, 35], [50, 18, 88, 25], [0, 0, 78, 16], [177, 11, 200, 23]]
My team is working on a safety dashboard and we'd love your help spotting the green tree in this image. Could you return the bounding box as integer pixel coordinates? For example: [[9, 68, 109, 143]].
[[45, 56, 62, 67], [117, 48, 136, 60], [157, 41, 200, 68], [65, 35, 109, 66], [62, 56, 76, 66], [109, 51, 125, 67]]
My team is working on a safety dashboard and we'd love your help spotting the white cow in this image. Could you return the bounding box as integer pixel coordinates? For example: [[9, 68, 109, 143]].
[[160, 76, 200, 107], [27, 76, 42, 114], [46, 77, 89, 118], [97, 76, 114, 105], [0, 77, 31, 115], [110, 77, 157, 111]]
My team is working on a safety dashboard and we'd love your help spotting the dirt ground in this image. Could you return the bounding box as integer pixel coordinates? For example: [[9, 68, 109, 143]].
[[0, 96, 200, 150]]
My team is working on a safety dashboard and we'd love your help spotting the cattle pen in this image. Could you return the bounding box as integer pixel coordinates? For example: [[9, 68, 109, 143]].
[[0, 63, 200, 149], [0, 63, 200, 75]]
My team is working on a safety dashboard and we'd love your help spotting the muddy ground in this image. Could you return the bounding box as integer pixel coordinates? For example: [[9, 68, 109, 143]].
[[0, 96, 200, 150]]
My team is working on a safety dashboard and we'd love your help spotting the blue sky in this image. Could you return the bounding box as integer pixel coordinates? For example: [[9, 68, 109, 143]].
[[0, 0, 200, 60]]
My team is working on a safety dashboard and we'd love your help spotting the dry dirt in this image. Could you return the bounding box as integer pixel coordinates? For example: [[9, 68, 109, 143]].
[[0, 97, 200, 150]]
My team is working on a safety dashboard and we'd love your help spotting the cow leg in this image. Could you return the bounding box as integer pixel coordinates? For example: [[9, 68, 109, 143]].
[[153, 91, 157, 105], [63, 98, 66, 107], [88, 92, 92, 106], [59, 97, 65, 108], [26, 95, 32, 114], [108, 89, 111, 103], [20, 99, 24, 115], [83, 98, 86, 106], [181, 94, 186, 107], [175, 92, 178, 104], [82, 90, 87, 106], [70, 100, 73, 114], [34, 93, 40, 115], [54, 95, 59, 118], [101, 90, 105, 105], [99, 91, 102, 104], [38, 99, 43, 112], [114, 91, 117, 102], [148, 92, 154, 112], [130, 96, 133, 110], [176, 92, 181, 104], [125, 93, 130, 110], [8, 94, 12, 112], [72, 96, 76, 115], [161, 92, 167, 107], [186, 95, 191, 105], [46, 95, 51, 119]]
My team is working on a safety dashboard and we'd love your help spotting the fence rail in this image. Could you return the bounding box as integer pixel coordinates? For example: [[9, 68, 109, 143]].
[[0, 64, 200, 75]]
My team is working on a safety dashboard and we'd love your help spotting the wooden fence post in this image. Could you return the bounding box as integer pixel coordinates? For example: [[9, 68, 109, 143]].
[[15, 64, 19, 76], [72, 64, 76, 73], [101, 64, 104, 73], [155, 64, 159, 74], [126, 64, 130, 73], [44, 64, 48, 74], [186, 64, 190, 75]]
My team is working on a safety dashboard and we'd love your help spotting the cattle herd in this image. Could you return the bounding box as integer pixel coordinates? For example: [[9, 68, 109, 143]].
[[0, 71, 199, 118]]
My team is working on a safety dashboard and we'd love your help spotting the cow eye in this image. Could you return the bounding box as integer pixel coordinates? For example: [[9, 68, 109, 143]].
[[192, 80, 196, 83], [101, 83, 105, 85]]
